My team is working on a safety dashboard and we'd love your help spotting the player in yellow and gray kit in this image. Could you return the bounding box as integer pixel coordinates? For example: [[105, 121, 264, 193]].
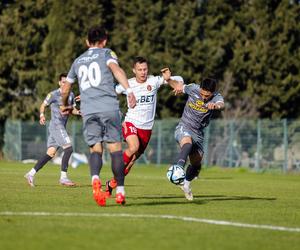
[[24, 73, 81, 187], [162, 69, 224, 201]]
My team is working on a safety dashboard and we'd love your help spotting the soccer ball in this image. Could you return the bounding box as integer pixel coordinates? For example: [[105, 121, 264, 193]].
[[166, 165, 185, 185]]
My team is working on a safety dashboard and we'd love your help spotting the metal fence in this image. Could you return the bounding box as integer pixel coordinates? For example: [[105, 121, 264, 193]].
[[3, 119, 300, 172]]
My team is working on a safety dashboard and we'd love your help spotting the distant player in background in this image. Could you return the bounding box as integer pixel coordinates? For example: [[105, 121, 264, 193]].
[[24, 73, 81, 187], [105, 56, 183, 197], [162, 69, 224, 201], [60, 26, 136, 206]]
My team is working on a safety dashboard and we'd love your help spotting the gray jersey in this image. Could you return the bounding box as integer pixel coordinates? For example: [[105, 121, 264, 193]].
[[179, 83, 224, 133], [66, 47, 119, 116], [44, 89, 75, 127]]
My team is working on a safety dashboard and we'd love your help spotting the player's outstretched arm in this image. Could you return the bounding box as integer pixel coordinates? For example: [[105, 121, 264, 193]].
[[39, 102, 47, 125], [108, 63, 136, 108], [206, 101, 225, 110], [61, 81, 72, 106], [161, 68, 184, 95], [60, 81, 73, 114]]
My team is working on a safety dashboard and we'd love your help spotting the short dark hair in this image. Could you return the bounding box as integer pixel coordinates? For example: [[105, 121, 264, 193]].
[[133, 56, 148, 67], [59, 73, 67, 81], [87, 26, 108, 44], [201, 78, 217, 92]]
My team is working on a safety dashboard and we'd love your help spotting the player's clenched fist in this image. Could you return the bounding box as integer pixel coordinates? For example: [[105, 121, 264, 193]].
[[161, 67, 171, 81], [126, 89, 136, 108]]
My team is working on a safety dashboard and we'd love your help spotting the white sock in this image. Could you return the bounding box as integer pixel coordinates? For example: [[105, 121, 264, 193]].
[[60, 171, 67, 179], [184, 179, 191, 189], [116, 186, 125, 195], [28, 168, 36, 176], [91, 175, 100, 183]]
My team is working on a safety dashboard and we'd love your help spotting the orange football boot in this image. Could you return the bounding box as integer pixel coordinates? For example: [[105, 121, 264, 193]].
[[116, 192, 126, 205], [92, 179, 106, 206]]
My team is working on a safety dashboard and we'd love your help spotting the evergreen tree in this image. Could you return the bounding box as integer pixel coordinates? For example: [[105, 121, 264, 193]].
[[39, 0, 108, 98], [228, 0, 300, 118], [0, 0, 49, 157], [0, 0, 50, 120]]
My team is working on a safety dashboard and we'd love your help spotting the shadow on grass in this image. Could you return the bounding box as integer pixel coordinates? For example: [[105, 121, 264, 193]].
[[201, 177, 233, 180], [124, 194, 276, 206]]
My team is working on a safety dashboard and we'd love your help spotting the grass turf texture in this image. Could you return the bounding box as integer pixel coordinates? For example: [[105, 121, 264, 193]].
[[0, 161, 299, 250]]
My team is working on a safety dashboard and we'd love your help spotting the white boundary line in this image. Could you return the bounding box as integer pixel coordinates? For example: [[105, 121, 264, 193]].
[[1, 211, 300, 233]]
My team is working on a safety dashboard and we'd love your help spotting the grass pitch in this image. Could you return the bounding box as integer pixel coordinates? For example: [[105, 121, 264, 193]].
[[0, 161, 299, 250]]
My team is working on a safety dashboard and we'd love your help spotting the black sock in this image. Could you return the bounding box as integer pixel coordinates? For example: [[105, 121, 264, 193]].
[[175, 143, 193, 168], [89, 152, 102, 177], [34, 154, 52, 172], [111, 151, 125, 186], [185, 164, 202, 181], [61, 147, 73, 172]]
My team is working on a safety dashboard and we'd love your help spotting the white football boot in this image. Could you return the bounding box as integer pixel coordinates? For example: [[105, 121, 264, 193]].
[[59, 177, 76, 186], [24, 173, 35, 187], [180, 183, 193, 201]]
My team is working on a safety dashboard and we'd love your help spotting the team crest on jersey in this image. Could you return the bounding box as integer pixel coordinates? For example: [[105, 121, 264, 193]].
[[110, 51, 118, 60], [188, 100, 208, 112], [147, 85, 152, 91], [196, 100, 204, 106]]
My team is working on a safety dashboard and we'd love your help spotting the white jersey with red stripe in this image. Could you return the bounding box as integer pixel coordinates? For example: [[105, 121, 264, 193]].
[[116, 75, 183, 130]]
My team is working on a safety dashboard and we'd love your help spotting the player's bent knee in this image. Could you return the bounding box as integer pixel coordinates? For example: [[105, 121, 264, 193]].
[[46, 147, 57, 158], [180, 137, 192, 147], [107, 142, 122, 153], [47, 153, 55, 158], [128, 145, 139, 155], [90, 143, 103, 154]]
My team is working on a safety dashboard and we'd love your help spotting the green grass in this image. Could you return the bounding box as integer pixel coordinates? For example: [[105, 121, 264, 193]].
[[0, 161, 299, 250]]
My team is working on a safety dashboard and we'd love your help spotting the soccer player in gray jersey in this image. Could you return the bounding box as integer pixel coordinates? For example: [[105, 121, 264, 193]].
[[163, 69, 224, 201], [24, 73, 81, 187], [61, 26, 136, 206]]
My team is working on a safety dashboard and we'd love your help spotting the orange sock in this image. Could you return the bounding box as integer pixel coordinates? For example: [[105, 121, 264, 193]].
[[124, 167, 130, 175], [123, 152, 133, 166]]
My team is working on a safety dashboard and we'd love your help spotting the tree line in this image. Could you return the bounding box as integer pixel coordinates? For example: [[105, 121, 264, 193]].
[[0, 0, 300, 153]]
